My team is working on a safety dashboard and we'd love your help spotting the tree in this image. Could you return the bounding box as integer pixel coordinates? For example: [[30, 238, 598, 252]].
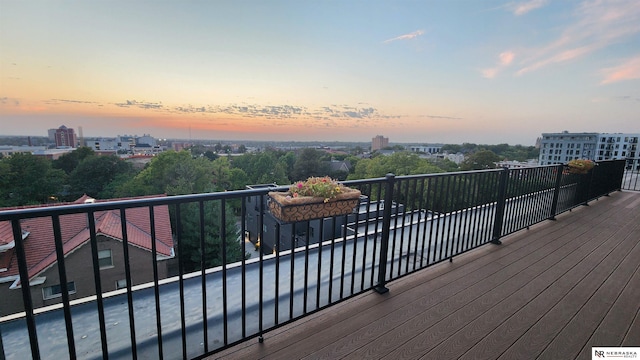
[[69, 155, 135, 198], [0, 153, 66, 206], [110, 150, 246, 271], [460, 150, 502, 171], [177, 200, 248, 272], [429, 158, 460, 172], [52, 147, 95, 174], [278, 151, 297, 182], [231, 152, 288, 185], [124, 151, 220, 195], [349, 152, 443, 179], [203, 150, 218, 161], [291, 148, 330, 180]]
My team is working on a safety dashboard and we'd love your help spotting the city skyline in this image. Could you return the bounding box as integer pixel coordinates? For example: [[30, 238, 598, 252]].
[[1, 1, 639, 145]]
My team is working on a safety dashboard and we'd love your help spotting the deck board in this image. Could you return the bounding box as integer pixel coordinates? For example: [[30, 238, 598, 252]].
[[210, 191, 640, 360]]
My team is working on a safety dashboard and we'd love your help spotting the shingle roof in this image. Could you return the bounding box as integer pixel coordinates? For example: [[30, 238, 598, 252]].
[[0, 195, 173, 281], [0, 223, 12, 246]]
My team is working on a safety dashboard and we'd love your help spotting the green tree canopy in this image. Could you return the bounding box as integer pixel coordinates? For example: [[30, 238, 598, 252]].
[[52, 147, 95, 174], [0, 153, 66, 206], [348, 152, 443, 179], [230, 151, 289, 185], [291, 148, 330, 180], [459, 150, 502, 171], [68, 155, 135, 198], [177, 200, 248, 272], [122, 151, 221, 196]]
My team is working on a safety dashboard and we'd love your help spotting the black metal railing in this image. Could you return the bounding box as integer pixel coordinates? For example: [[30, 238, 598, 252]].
[[0, 160, 626, 360], [622, 168, 640, 191]]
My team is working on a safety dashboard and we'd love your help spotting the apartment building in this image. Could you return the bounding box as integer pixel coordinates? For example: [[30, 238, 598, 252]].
[[371, 135, 389, 151], [539, 131, 639, 170], [53, 125, 77, 148]]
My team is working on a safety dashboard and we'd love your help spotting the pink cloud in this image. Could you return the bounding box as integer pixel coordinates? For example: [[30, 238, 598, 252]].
[[514, 0, 640, 76], [499, 51, 515, 65], [517, 45, 594, 75], [601, 56, 640, 84], [511, 0, 548, 15], [482, 50, 516, 79], [482, 68, 499, 79]]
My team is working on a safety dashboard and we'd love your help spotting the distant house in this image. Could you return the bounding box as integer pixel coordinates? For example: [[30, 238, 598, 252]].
[[326, 160, 352, 180], [327, 160, 351, 173], [0, 195, 174, 317]]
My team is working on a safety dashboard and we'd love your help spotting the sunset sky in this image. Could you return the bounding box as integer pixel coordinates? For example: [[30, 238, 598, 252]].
[[1, 0, 639, 145]]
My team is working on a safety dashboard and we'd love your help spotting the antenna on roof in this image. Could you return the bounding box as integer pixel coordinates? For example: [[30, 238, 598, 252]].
[[78, 126, 85, 147]]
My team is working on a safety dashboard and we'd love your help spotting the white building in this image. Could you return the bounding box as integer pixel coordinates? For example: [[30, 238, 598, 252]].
[[410, 144, 444, 154], [90, 138, 120, 151], [539, 131, 639, 170]]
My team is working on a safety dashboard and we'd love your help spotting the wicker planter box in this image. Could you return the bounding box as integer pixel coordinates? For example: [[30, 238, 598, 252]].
[[267, 188, 361, 223], [566, 160, 595, 174], [567, 164, 593, 174]]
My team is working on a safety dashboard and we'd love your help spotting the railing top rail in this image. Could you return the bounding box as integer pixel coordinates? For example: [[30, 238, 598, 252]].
[[0, 186, 276, 221]]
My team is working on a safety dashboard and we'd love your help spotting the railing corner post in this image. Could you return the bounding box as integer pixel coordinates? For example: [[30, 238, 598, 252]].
[[491, 168, 509, 245], [374, 173, 395, 294], [549, 164, 564, 220]]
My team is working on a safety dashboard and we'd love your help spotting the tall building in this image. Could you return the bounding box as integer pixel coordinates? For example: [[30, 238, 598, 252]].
[[371, 135, 389, 151], [53, 125, 77, 148], [539, 131, 639, 170]]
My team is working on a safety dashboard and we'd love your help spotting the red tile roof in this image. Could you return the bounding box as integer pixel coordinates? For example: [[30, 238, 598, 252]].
[[0, 223, 12, 246], [0, 195, 173, 282]]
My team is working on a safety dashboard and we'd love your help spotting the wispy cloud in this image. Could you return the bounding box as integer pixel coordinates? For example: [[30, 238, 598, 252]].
[[515, 0, 640, 76], [48, 98, 96, 104], [114, 100, 163, 109], [482, 51, 516, 78], [0, 97, 20, 106], [507, 0, 548, 15], [114, 99, 403, 127], [383, 30, 425, 44], [425, 115, 463, 120], [601, 55, 640, 84]]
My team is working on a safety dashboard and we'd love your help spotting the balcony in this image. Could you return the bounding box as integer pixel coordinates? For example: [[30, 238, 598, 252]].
[[214, 189, 640, 360], [0, 160, 636, 360]]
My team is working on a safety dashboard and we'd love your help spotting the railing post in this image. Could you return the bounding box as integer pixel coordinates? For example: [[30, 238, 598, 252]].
[[491, 168, 509, 245], [549, 164, 564, 220], [11, 220, 40, 359], [374, 173, 395, 294]]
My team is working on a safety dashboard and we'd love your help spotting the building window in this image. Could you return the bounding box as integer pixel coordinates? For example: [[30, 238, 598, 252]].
[[116, 279, 127, 290], [98, 249, 113, 269], [43, 281, 76, 300]]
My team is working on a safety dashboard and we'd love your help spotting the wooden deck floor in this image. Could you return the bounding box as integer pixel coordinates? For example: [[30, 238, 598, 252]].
[[210, 191, 640, 360]]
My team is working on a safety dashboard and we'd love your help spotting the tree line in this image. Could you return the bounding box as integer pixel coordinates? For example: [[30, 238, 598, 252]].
[[0, 144, 537, 270]]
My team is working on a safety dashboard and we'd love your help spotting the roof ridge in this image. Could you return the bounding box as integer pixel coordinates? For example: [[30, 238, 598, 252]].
[[0, 194, 168, 212]]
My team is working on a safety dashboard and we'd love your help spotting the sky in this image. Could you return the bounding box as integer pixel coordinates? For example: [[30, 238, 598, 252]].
[[1, 0, 639, 145]]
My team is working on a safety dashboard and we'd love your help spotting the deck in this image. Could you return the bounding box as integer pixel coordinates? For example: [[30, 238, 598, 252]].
[[211, 190, 640, 360]]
